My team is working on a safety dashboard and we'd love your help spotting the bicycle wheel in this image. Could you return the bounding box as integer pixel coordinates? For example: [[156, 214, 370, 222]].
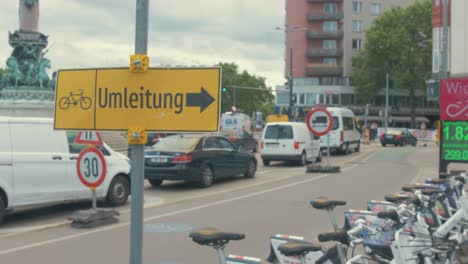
[[80, 97, 92, 110], [58, 97, 71, 110]]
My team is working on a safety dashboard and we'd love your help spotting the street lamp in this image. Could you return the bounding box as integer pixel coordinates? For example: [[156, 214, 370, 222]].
[[276, 26, 308, 120]]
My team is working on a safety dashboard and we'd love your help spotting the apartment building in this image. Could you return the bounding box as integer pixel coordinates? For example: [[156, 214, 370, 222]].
[[276, 0, 440, 125]]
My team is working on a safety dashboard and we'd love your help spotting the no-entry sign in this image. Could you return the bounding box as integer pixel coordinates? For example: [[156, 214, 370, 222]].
[[306, 108, 334, 136], [77, 147, 107, 189]]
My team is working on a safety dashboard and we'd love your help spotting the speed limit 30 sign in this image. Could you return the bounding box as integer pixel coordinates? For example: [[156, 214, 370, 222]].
[[77, 147, 107, 188]]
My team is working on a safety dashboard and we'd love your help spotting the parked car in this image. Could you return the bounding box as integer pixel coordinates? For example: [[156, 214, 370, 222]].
[[260, 122, 322, 166], [128, 133, 175, 158], [144, 134, 257, 188], [380, 129, 417, 147], [0, 117, 131, 224], [319, 107, 361, 154]]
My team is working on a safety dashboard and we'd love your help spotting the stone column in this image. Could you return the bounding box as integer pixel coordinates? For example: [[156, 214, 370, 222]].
[[19, 0, 39, 32]]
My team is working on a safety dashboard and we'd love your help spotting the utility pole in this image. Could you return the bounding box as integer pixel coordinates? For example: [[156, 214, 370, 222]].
[[385, 73, 389, 132]]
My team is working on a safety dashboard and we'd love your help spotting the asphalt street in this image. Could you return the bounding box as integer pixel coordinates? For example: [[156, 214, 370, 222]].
[[0, 144, 449, 264]]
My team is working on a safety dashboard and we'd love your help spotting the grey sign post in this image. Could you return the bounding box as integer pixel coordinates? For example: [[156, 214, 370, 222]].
[[129, 1, 149, 264]]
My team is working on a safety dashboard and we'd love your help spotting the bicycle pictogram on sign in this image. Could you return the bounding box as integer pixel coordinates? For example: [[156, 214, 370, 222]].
[[58, 89, 92, 110]]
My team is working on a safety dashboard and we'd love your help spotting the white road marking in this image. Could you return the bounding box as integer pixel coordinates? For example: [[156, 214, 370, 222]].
[[0, 173, 333, 255], [1, 149, 377, 237]]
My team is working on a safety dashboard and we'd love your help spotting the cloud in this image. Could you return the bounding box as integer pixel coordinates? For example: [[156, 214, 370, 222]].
[[0, 0, 286, 88]]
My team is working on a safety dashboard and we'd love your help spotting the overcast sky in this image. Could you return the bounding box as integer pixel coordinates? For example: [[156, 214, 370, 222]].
[[0, 0, 286, 88]]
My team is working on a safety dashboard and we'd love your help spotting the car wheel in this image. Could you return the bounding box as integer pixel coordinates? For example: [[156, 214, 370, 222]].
[[0, 197, 5, 224], [244, 160, 257, 178], [198, 165, 214, 188], [263, 159, 270, 166], [316, 150, 322, 163], [106, 175, 130, 206], [299, 152, 307, 166], [355, 142, 360, 152], [148, 179, 163, 187], [342, 143, 350, 155]]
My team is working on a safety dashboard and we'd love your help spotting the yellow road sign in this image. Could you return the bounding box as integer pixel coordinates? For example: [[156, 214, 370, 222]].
[[54, 67, 221, 132]]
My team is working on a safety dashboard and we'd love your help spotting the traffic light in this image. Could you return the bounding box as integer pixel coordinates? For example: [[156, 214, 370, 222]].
[[222, 87, 227, 92]]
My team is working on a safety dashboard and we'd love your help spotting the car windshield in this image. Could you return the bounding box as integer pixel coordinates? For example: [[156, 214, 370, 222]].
[[264, 125, 293, 139], [150, 137, 199, 152]]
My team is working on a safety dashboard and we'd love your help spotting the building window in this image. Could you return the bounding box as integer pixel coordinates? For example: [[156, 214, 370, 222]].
[[324, 3, 338, 13], [433, 0, 440, 7], [371, 3, 381, 15], [299, 94, 306, 105], [352, 39, 362, 50], [323, 21, 337, 33], [306, 94, 317, 105], [323, 40, 337, 49], [352, 20, 363, 32], [352, 2, 362, 13], [323, 58, 337, 65]]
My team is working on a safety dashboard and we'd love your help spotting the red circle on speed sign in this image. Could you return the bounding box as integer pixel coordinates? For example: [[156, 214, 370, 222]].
[[306, 108, 334, 136], [76, 147, 107, 188]]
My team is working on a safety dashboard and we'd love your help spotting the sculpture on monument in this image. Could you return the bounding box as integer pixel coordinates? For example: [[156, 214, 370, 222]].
[[1, 0, 54, 100]]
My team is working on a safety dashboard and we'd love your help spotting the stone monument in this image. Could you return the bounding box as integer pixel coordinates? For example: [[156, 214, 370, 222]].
[[0, 0, 55, 116]]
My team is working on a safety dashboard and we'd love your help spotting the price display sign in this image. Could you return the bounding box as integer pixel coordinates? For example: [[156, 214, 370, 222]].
[[441, 121, 468, 162]]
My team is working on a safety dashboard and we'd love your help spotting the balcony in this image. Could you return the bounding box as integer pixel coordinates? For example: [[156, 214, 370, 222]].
[[308, 12, 344, 21], [307, 48, 343, 57], [306, 63, 343, 76], [308, 0, 343, 2], [307, 30, 343, 39]]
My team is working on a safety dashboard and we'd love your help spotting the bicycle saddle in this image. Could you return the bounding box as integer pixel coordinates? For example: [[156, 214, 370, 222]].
[[429, 178, 450, 184], [310, 197, 347, 210], [377, 209, 400, 222], [421, 189, 443, 196], [317, 229, 348, 245], [278, 241, 322, 257], [401, 184, 426, 192], [189, 228, 245, 246], [384, 193, 414, 203]]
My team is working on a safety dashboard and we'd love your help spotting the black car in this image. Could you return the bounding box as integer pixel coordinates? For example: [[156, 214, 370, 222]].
[[219, 130, 259, 153], [380, 129, 417, 147], [144, 134, 257, 187]]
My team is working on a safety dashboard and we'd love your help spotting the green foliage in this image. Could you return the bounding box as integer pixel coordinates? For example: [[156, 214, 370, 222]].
[[219, 62, 274, 115], [351, 0, 432, 125]]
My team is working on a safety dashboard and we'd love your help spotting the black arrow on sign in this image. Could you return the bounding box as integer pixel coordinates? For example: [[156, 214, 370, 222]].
[[186, 87, 215, 113]]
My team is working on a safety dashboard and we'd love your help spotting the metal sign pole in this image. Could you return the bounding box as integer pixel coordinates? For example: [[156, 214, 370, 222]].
[[327, 134, 331, 168], [130, 1, 149, 264], [91, 188, 97, 210]]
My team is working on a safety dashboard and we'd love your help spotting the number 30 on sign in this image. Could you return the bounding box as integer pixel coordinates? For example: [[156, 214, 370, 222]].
[[77, 147, 107, 188]]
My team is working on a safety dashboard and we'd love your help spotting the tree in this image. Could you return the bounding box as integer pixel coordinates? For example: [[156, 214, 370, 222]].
[[219, 62, 274, 115], [351, 0, 432, 128]]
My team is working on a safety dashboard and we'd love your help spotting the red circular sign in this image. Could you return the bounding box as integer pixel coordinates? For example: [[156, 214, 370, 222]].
[[76, 147, 107, 188], [306, 108, 334, 136]]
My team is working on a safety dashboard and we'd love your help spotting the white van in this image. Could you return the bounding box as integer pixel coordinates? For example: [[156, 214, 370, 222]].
[[0, 117, 131, 223], [260, 122, 321, 166], [220, 112, 258, 153], [320, 107, 361, 154]]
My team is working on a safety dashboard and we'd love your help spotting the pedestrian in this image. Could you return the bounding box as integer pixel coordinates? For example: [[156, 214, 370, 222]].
[[370, 122, 378, 141]]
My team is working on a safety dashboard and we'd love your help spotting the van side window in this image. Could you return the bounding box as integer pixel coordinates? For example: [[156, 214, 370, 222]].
[[66, 131, 110, 156], [343, 117, 355, 131], [332, 117, 339, 130]]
